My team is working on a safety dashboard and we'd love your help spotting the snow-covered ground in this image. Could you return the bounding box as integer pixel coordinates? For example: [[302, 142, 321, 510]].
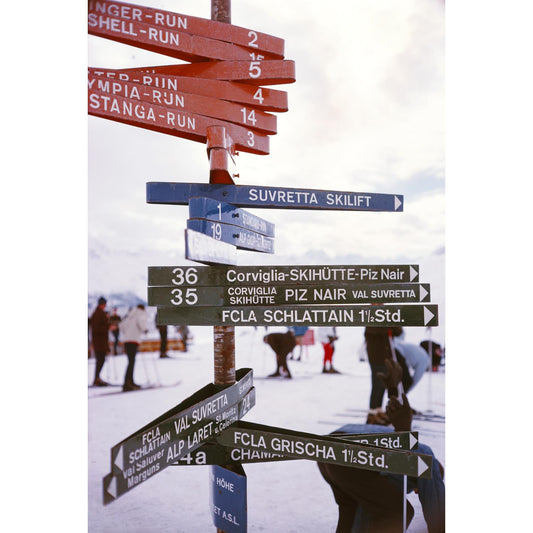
[[88, 326, 444, 532]]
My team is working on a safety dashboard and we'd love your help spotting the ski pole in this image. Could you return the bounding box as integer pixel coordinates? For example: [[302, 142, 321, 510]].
[[387, 329, 404, 402], [427, 327, 433, 413]]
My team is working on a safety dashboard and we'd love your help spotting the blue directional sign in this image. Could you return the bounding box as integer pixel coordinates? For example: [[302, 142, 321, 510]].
[[187, 219, 274, 254], [189, 197, 275, 237], [210, 465, 247, 533], [147, 182, 404, 212]]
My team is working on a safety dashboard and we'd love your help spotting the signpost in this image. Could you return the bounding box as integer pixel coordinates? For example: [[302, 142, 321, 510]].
[[185, 228, 238, 266], [89, 67, 290, 111], [147, 282, 430, 308], [210, 464, 247, 533], [90, 2, 439, 531], [174, 426, 420, 466], [138, 60, 296, 85], [88, 73, 278, 134], [103, 368, 254, 504], [88, 0, 285, 58], [148, 264, 420, 287], [89, 12, 283, 62], [189, 197, 276, 237], [156, 303, 438, 327], [146, 182, 403, 212], [88, 87, 271, 155], [186, 219, 275, 253], [215, 421, 432, 479]]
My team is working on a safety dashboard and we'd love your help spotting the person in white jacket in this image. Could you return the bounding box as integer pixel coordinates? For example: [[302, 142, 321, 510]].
[[119, 304, 148, 391]]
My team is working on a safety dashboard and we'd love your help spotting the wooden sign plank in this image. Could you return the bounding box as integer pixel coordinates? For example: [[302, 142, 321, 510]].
[[88, 0, 285, 58], [147, 264, 420, 287], [189, 197, 276, 237], [186, 219, 275, 254], [156, 304, 439, 327], [216, 421, 432, 478], [89, 73, 277, 134], [139, 60, 296, 86], [147, 283, 430, 308], [173, 429, 419, 466], [146, 182, 403, 212], [185, 229, 237, 266], [88, 11, 281, 62], [89, 67, 289, 111], [103, 369, 254, 504], [88, 88, 270, 155]]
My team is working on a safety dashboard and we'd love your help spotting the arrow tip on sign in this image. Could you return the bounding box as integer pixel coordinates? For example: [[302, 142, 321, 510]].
[[114, 446, 124, 471], [418, 456, 430, 477], [394, 196, 402, 211], [103, 473, 117, 505], [423, 306, 435, 326], [420, 285, 429, 302], [409, 266, 418, 282], [409, 433, 418, 450]]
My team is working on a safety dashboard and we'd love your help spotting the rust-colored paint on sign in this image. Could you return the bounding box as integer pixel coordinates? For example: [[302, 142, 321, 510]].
[[89, 67, 289, 111], [88, 13, 280, 62], [88, 0, 284, 58], [140, 60, 296, 86], [88, 88, 269, 155], [207, 126, 236, 184], [88, 73, 277, 134]]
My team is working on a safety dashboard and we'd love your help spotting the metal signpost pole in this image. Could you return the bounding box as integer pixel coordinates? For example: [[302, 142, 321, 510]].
[[210, 0, 236, 389], [211, 3, 236, 532]]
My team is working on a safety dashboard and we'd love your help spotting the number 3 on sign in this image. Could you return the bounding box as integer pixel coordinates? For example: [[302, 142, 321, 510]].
[[247, 131, 255, 147]]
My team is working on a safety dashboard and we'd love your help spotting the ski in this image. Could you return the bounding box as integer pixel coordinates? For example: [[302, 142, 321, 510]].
[[89, 381, 182, 397], [338, 408, 445, 423]]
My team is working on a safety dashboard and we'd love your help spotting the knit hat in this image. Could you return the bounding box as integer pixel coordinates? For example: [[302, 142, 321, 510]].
[[98, 297, 107, 306]]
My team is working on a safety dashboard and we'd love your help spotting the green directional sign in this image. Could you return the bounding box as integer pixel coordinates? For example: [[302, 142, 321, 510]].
[[156, 303, 438, 327], [148, 283, 431, 307], [148, 264, 420, 287], [103, 369, 254, 504], [215, 421, 432, 478], [173, 429, 419, 466]]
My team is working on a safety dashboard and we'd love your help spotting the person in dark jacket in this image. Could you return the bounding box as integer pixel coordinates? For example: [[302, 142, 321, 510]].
[[264, 330, 296, 378], [90, 297, 110, 386], [364, 326, 404, 424], [318, 390, 445, 533]]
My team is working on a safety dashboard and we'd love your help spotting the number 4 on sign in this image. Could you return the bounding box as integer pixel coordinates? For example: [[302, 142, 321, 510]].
[[253, 88, 264, 105]]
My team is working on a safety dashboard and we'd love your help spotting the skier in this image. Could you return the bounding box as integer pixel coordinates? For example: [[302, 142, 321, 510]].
[[264, 330, 296, 378], [119, 304, 148, 391]]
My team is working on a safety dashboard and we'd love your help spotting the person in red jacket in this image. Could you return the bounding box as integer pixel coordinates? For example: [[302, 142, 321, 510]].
[[90, 297, 110, 386]]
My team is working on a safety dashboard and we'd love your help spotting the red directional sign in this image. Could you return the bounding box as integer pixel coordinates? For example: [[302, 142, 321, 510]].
[[88, 0, 285, 58], [88, 10, 281, 62], [139, 60, 296, 86], [88, 73, 277, 134], [88, 88, 270, 155], [89, 67, 289, 111]]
